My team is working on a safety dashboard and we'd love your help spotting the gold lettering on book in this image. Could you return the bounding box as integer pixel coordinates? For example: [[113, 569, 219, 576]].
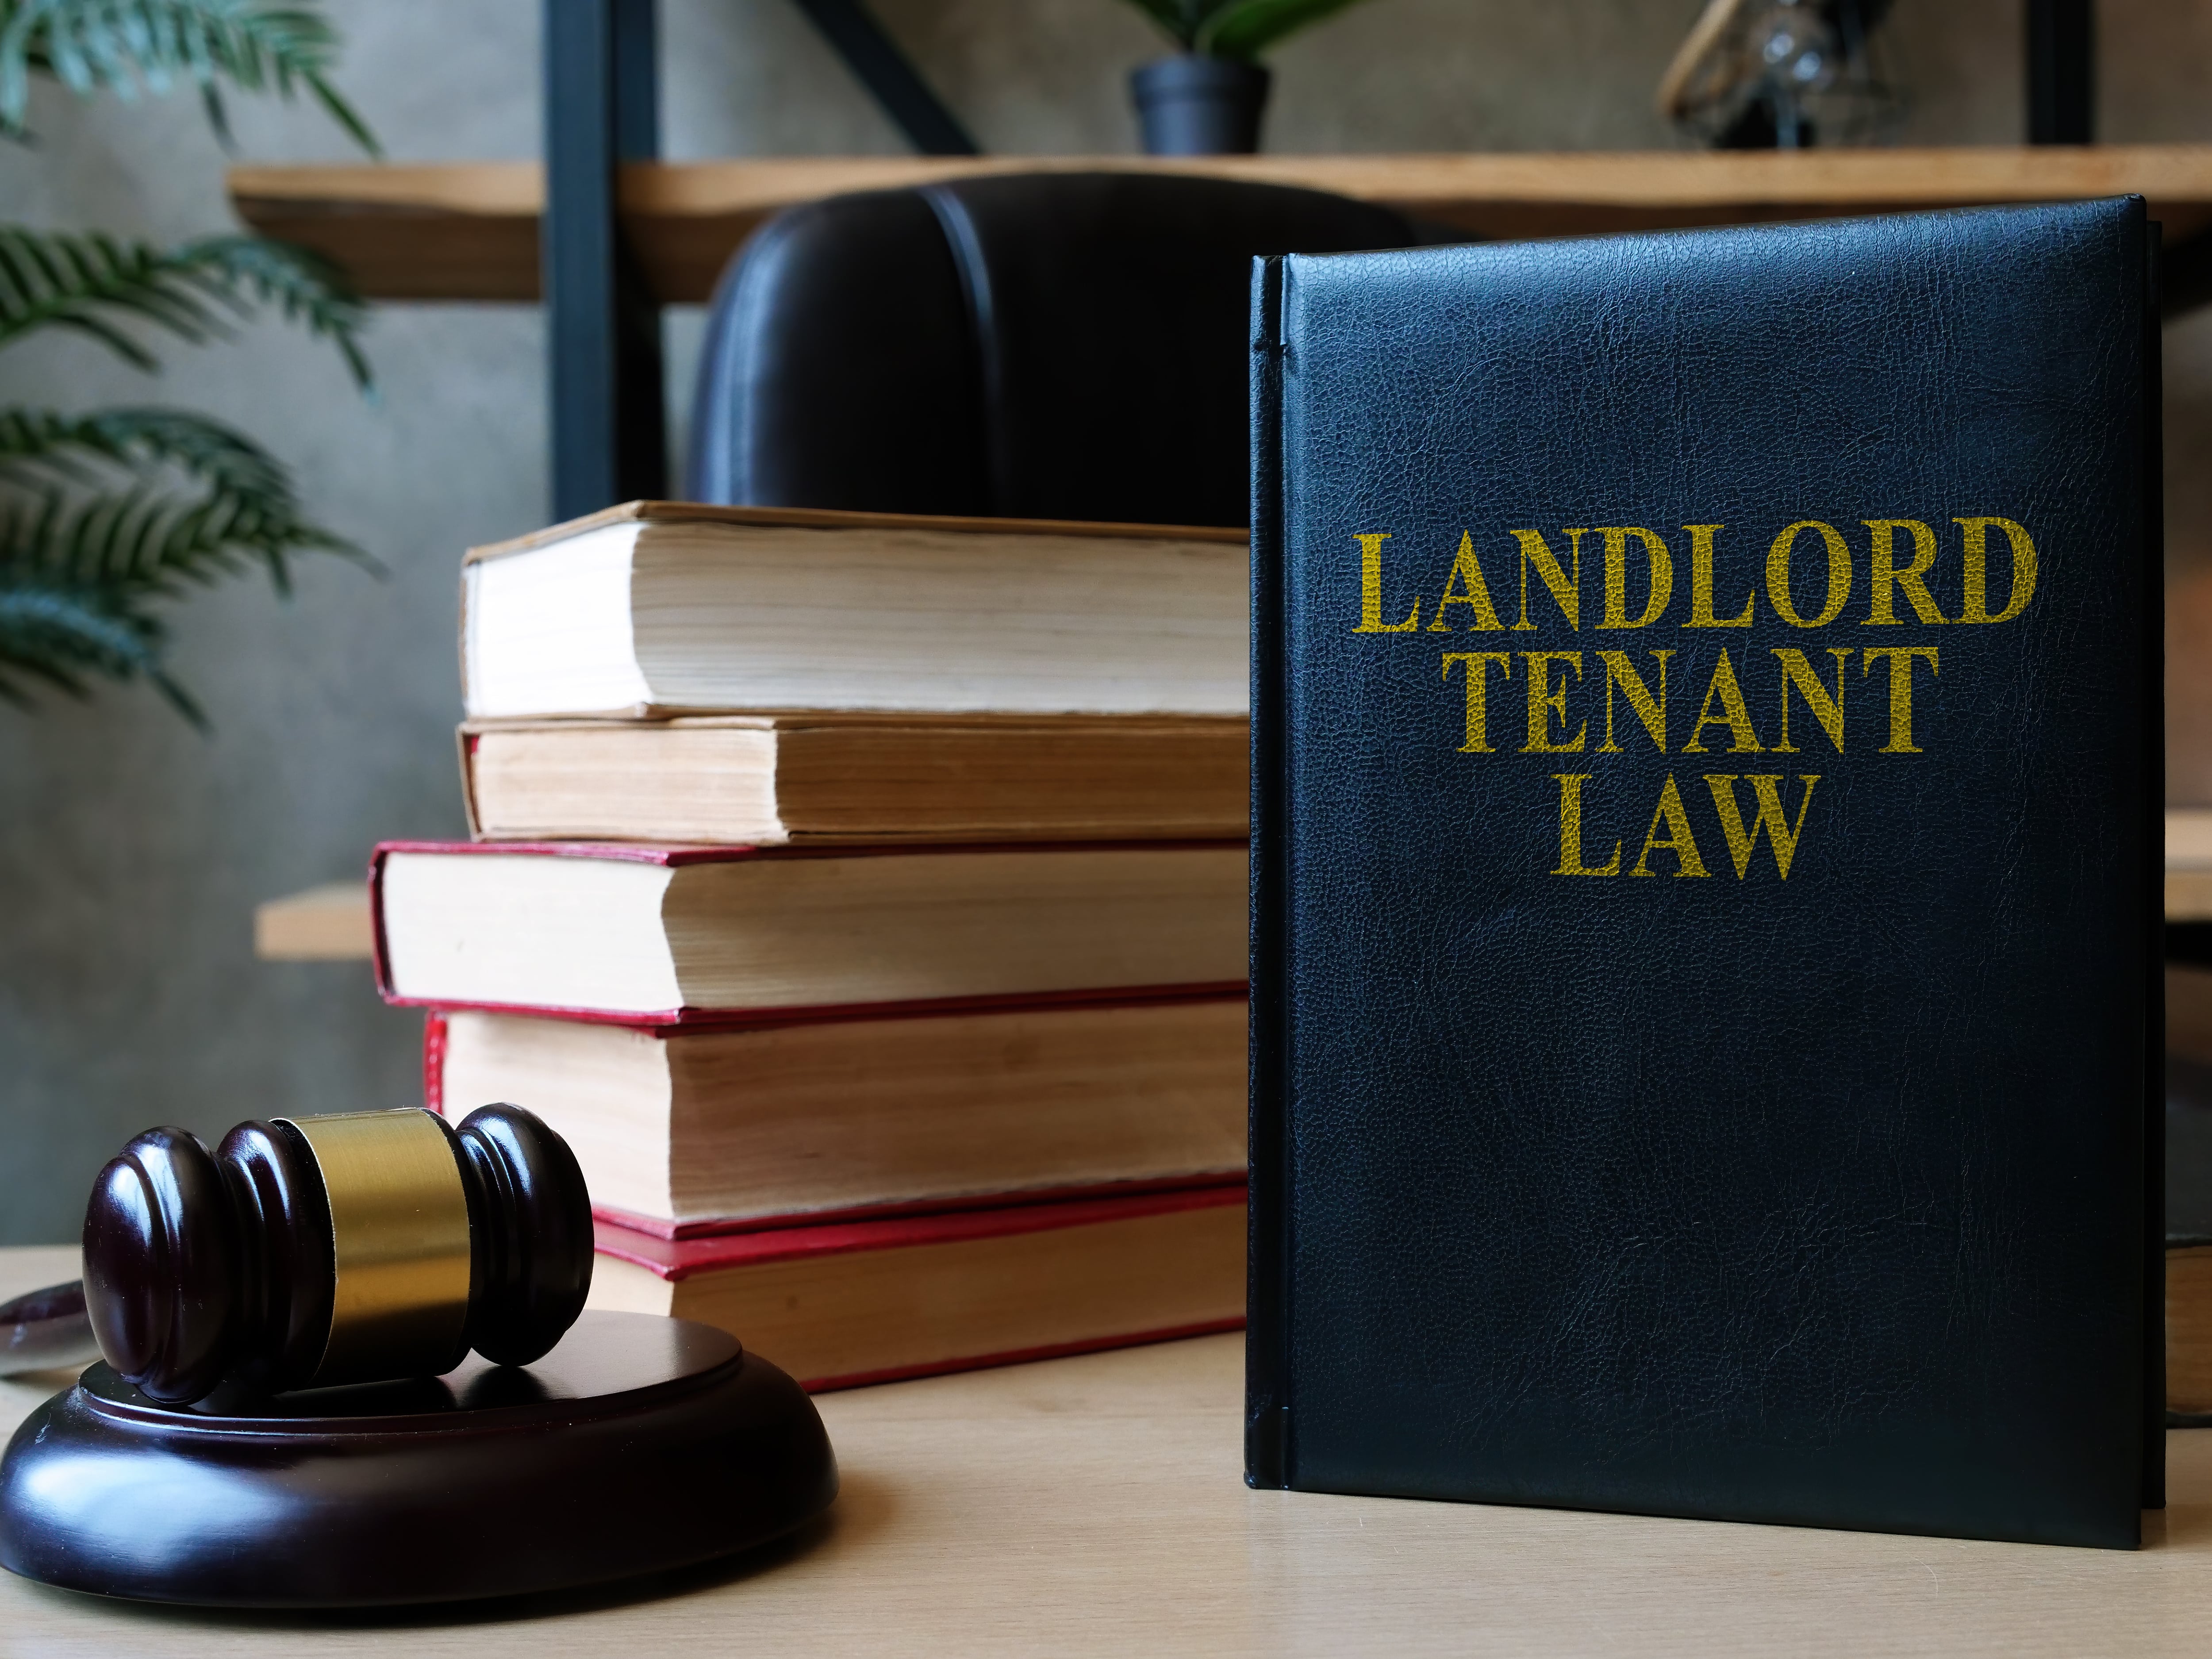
[[1863, 519, 1947, 625], [1441, 652, 1512, 753], [1353, 532, 1421, 632], [1955, 517, 2037, 624], [1347, 511, 2026, 879], [1861, 646, 1939, 753], [1630, 775, 1710, 878], [1772, 649, 1850, 753], [1426, 532, 1505, 632], [1682, 649, 1763, 754], [1512, 529, 1583, 631], [1705, 775, 1821, 879], [1551, 774, 1622, 876], [1597, 650, 1671, 753], [1598, 528, 1673, 629], [1684, 524, 1754, 628], [1521, 652, 1588, 753], [1767, 520, 1852, 628]]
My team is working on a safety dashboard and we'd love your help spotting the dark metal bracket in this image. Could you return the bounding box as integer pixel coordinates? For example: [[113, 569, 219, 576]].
[[2163, 236, 2212, 321], [2025, 0, 2095, 146], [543, 0, 2192, 519], [542, 0, 975, 520], [543, 0, 667, 519], [790, 0, 980, 156]]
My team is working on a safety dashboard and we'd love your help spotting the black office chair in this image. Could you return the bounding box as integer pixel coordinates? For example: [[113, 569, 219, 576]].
[[685, 173, 1420, 528]]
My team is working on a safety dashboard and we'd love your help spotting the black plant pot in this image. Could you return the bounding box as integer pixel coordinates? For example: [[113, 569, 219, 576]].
[[1130, 54, 1271, 156]]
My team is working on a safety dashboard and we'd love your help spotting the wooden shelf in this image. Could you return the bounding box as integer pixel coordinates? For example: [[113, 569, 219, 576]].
[[229, 144, 2212, 306], [253, 882, 373, 961]]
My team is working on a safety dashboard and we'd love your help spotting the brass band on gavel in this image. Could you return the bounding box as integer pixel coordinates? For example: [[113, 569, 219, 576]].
[[81, 1104, 593, 1404]]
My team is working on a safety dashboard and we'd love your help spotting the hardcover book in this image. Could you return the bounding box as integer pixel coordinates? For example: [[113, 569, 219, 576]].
[[587, 1186, 1247, 1391], [460, 502, 1246, 721], [372, 839, 1245, 1020], [423, 996, 1246, 1235], [458, 713, 1247, 845], [1248, 200, 2162, 1548]]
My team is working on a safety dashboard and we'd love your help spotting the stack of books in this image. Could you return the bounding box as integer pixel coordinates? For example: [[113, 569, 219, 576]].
[[374, 503, 1253, 1389]]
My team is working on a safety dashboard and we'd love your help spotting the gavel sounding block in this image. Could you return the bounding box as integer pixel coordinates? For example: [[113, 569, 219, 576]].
[[0, 1311, 838, 1607]]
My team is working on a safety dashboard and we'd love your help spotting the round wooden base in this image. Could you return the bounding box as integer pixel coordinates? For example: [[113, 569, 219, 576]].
[[0, 1311, 837, 1608]]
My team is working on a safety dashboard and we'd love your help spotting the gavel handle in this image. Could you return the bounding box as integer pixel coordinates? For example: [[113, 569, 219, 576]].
[[0, 1279, 98, 1377]]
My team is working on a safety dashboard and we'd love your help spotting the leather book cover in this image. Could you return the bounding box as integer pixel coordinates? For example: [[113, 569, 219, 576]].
[[1248, 200, 2162, 1548]]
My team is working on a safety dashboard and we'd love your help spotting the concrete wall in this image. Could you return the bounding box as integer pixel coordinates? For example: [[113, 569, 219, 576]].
[[1, 0, 2208, 1242]]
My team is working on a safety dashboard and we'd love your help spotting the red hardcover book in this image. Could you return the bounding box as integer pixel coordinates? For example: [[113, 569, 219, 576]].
[[372, 838, 1245, 1023], [587, 1185, 1247, 1392], [421, 989, 1249, 1239]]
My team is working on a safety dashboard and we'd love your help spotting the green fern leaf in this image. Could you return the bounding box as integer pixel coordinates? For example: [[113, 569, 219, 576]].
[[0, 582, 162, 682], [0, 228, 213, 366], [0, 406, 293, 499], [0, 1, 374, 722], [0, 0, 380, 154], [171, 233, 371, 387], [0, 226, 372, 388], [0, 411, 369, 715]]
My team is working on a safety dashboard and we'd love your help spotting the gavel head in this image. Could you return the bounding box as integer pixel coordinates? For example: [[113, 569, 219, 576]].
[[81, 1105, 594, 1405]]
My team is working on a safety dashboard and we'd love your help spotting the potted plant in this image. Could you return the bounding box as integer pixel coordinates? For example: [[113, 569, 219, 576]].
[[0, 1, 376, 722], [1120, 0, 1378, 155]]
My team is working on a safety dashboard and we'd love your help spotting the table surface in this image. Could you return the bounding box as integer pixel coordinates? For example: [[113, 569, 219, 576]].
[[5, 1244, 2212, 1657]]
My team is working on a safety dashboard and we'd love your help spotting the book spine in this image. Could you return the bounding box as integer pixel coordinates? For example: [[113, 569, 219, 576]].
[[603, 1183, 1250, 1275], [2143, 209, 2168, 1511], [382, 981, 1248, 1025], [1245, 253, 1293, 1491], [422, 1011, 448, 1117], [456, 727, 484, 840], [367, 845, 397, 1002], [413, 983, 1245, 1038], [597, 1171, 1249, 1241]]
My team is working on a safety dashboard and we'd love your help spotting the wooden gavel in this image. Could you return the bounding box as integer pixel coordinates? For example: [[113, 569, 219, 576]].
[[83, 1104, 594, 1405]]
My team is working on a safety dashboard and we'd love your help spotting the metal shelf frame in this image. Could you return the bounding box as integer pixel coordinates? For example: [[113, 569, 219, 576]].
[[540, 0, 2099, 519]]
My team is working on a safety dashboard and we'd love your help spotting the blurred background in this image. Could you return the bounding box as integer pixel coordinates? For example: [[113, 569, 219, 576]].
[[2, 0, 2209, 1242]]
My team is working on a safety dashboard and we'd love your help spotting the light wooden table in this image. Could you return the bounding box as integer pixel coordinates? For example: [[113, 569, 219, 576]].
[[3, 1247, 2211, 1655]]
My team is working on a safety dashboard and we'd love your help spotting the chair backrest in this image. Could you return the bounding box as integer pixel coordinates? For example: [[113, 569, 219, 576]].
[[686, 173, 1418, 528]]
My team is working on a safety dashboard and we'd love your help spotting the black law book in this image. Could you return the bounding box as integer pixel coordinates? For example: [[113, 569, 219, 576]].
[[1248, 199, 2162, 1549]]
